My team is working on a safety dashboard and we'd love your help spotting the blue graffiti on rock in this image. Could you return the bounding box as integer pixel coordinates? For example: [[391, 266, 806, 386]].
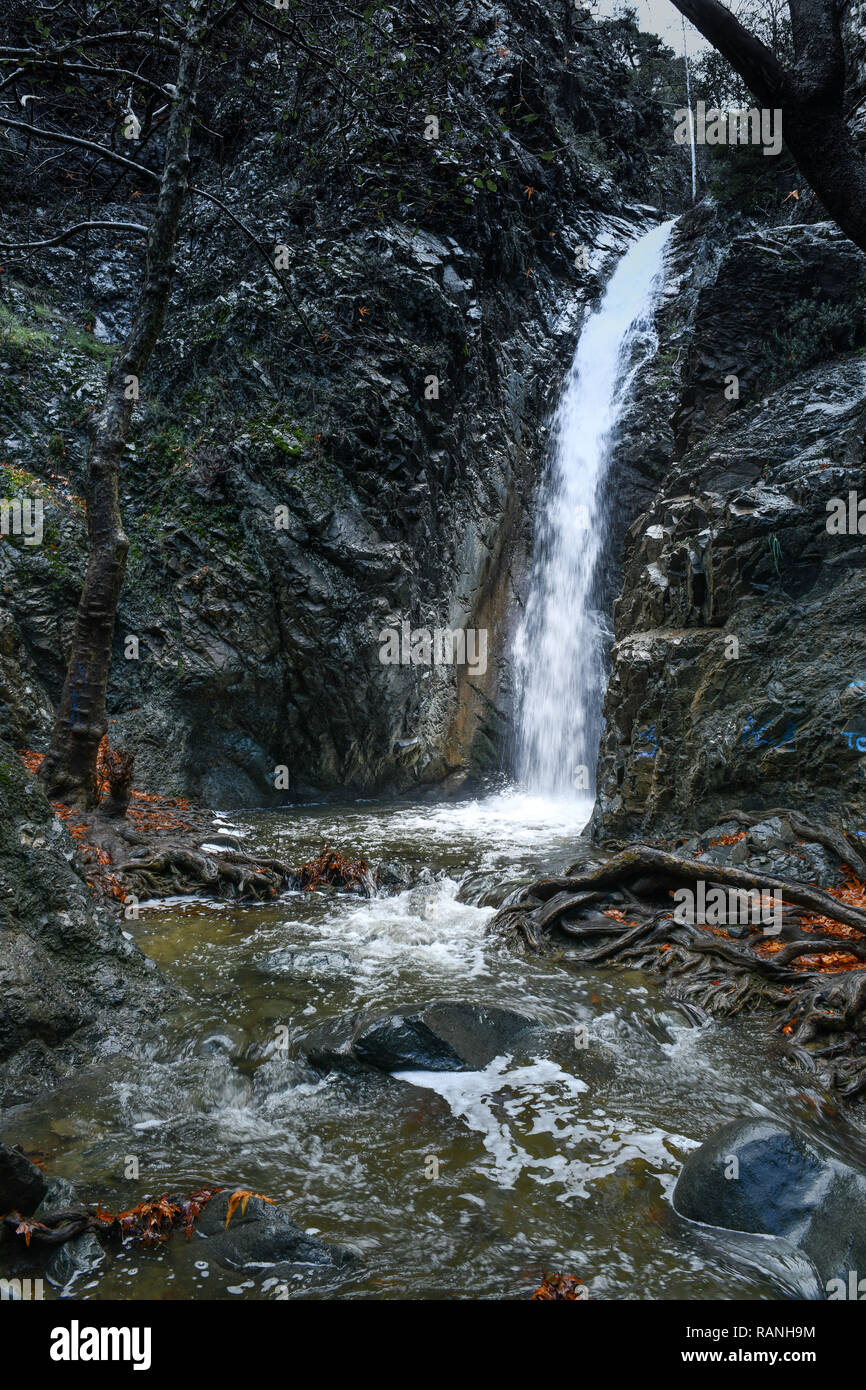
[[740, 713, 797, 751], [634, 724, 658, 759]]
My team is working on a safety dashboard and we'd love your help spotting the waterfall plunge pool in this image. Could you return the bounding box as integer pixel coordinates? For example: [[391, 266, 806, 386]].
[[2, 793, 839, 1301]]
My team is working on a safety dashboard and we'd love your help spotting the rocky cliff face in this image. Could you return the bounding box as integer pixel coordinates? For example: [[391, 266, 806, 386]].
[[593, 212, 866, 839], [0, 1, 689, 806]]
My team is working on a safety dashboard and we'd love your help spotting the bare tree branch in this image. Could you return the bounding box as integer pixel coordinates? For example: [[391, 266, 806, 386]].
[[190, 182, 320, 352], [0, 220, 147, 251], [0, 113, 159, 181], [0, 30, 182, 60], [0, 59, 175, 100]]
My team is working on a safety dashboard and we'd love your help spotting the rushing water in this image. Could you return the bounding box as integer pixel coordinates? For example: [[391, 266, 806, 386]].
[[1, 794, 853, 1301], [1, 227, 854, 1303], [513, 220, 674, 795]]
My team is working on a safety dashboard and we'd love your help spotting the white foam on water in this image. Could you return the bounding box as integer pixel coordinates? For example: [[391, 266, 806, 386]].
[[325, 876, 494, 983], [397, 1050, 704, 1200], [395, 1055, 589, 1189]]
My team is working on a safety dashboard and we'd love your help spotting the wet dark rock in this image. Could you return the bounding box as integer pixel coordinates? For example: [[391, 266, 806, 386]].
[[0, 5, 690, 806], [34, 1177, 104, 1289], [372, 861, 411, 892], [298, 999, 542, 1074], [0, 1143, 47, 1216], [0, 741, 175, 1110], [674, 818, 844, 889], [181, 1190, 353, 1272], [673, 1118, 866, 1294], [45, 1231, 104, 1290], [0, 608, 54, 751], [593, 217, 866, 838]]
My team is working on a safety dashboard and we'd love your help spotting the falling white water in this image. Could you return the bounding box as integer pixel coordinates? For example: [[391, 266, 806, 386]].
[[681, 16, 697, 203], [513, 219, 674, 797]]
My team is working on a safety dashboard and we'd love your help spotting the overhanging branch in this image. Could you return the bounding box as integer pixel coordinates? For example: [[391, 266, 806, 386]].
[[0, 30, 182, 60], [0, 58, 176, 100], [669, 0, 790, 105]]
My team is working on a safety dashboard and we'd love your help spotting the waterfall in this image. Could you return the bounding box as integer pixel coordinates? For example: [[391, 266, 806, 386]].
[[513, 219, 674, 798], [681, 16, 697, 203]]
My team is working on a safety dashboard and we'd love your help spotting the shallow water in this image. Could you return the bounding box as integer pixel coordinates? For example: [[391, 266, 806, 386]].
[[3, 791, 860, 1300]]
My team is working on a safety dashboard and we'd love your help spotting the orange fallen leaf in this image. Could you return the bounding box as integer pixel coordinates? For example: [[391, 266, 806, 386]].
[[11, 1214, 50, 1247], [225, 1189, 276, 1227], [531, 1272, 584, 1300]]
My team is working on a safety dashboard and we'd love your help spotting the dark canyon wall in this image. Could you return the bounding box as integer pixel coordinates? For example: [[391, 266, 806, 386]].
[[593, 208, 866, 839], [0, 1, 688, 806]]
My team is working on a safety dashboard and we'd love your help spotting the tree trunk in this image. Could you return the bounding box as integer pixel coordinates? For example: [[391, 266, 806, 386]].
[[670, 0, 866, 257], [99, 744, 136, 819], [39, 22, 202, 809]]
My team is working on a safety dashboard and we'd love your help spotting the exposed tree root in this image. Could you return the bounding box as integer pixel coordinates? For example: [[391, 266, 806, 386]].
[[491, 822, 866, 1101], [1, 1185, 244, 1251], [20, 746, 380, 910], [113, 840, 378, 904], [2, 1208, 91, 1246]]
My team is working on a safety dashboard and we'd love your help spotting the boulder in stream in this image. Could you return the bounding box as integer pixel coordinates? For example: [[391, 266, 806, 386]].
[[37, 1176, 104, 1289], [673, 1118, 866, 1296], [179, 1190, 353, 1274], [298, 1000, 543, 1074]]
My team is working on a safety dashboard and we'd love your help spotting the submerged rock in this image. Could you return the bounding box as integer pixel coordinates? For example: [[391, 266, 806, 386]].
[[256, 947, 353, 978], [673, 1118, 866, 1295], [298, 999, 543, 1074]]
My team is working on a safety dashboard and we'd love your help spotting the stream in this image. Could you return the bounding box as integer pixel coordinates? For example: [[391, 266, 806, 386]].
[[3, 792, 844, 1301], [4, 222, 853, 1305]]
